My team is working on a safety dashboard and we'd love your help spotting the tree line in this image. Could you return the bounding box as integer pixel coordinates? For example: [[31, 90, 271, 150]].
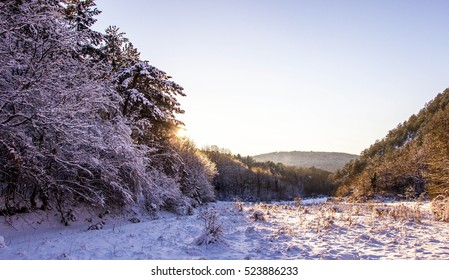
[[203, 146, 336, 201]]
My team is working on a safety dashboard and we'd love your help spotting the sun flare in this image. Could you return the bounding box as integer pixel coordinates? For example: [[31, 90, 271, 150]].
[[176, 127, 188, 138]]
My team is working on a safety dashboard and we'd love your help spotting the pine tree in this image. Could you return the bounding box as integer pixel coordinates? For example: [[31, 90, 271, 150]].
[[101, 26, 186, 142], [102, 26, 137, 70], [63, 0, 104, 58], [115, 61, 186, 141], [63, 0, 101, 32]]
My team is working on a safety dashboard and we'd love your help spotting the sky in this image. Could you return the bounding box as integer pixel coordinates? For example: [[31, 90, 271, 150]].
[[93, 0, 449, 156]]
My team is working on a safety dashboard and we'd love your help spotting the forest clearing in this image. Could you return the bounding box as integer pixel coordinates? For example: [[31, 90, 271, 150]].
[[1, 198, 448, 260]]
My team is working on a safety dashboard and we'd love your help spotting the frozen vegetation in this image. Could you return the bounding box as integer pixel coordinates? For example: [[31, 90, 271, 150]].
[[1, 199, 449, 260]]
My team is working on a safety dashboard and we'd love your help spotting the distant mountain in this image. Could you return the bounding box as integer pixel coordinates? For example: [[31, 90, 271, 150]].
[[253, 151, 358, 172]]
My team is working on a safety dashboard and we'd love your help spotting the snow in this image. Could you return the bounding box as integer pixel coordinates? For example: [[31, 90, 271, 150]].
[[301, 197, 328, 205], [1, 200, 449, 260], [0, 236, 5, 248]]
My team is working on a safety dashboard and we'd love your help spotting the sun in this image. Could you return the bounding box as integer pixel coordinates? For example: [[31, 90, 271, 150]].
[[176, 126, 188, 138]]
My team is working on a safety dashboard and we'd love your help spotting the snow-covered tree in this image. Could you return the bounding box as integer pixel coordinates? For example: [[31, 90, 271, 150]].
[[63, 0, 100, 32], [62, 0, 104, 59], [173, 138, 216, 206], [115, 61, 185, 142], [100, 26, 185, 143], [102, 26, 140, 71], [0, 0, 151, 218]]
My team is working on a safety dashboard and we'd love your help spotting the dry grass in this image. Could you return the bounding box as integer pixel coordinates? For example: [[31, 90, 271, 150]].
[[388, 204, 423, 223], [233, 199, 446, 259], [294, 197, 302, 206], [270, 225, 296, 241], [246, 199, 432, 247]]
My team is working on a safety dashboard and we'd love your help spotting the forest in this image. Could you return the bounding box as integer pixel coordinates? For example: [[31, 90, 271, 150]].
[[334, 89, 449, 203]]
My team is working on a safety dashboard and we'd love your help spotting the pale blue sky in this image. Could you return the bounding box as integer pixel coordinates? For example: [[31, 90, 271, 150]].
[[94, 0, 449, 156]]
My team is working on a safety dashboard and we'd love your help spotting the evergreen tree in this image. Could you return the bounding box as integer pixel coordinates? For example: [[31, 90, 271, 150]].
[[63, 0, 104, 58], [101, 26, 185, 143], [114, 61, 185, 142], [63, 0, 101, 32], [102, 26, 139, 71]]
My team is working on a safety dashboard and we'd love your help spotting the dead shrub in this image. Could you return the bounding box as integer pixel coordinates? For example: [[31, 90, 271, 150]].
[[251, 210, 266, 222], [196, 208, 223, 245], [431, 195, 449, 222], [234, 200, 243, 212]]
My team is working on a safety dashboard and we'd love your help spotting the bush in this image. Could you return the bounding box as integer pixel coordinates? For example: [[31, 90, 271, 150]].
[[251, 210, 266, 222], [431, 195, 449, 222], [195, 208, 223, 245]]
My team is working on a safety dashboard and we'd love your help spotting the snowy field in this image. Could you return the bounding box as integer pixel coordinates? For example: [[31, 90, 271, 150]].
[[1, 198, 449, 260]]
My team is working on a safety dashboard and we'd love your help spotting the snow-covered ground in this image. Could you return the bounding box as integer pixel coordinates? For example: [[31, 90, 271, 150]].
[[1, 199, 449, 260]]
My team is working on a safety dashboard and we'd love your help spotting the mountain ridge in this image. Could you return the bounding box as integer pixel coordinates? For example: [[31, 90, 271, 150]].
[[253, 151, 358, 173]]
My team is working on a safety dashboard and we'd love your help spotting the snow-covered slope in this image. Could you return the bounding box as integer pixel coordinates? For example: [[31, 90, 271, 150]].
[[1, 200, 448, 260]]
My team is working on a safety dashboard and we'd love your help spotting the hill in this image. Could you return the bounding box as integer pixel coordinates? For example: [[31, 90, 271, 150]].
[[253, 151, 358, 172], [335, 88, 449, 200]]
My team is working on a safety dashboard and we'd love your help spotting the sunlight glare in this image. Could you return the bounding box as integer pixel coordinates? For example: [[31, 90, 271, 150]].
[[176, 126, 188, 138]]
